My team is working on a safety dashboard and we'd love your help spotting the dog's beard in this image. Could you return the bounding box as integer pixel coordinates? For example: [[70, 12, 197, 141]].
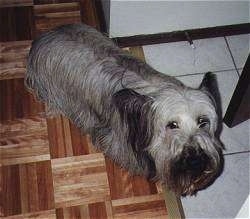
[[149, 130, 223, 196]]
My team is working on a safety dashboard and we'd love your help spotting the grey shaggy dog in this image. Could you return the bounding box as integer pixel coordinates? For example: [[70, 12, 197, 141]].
[[25, 23, 224, 196]]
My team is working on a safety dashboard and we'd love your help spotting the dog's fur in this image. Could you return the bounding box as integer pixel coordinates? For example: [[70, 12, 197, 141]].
[[25, 23, 224, 196]]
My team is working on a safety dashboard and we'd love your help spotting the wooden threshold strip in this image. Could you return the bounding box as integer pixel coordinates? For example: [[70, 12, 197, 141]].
[[113, 23, 250, 48]]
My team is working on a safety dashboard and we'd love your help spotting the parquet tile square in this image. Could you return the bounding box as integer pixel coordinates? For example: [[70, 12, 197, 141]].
[[0, 79, 44, 121], [51, 154, 110, 208], [0, 161, 54, 217], [112, 194, 167, 219], [46, 115, 97, 158], [5, 209, 57, 219], [0, 41, 31, 80], [34, 2, 81, 35], [0, 116, 50, 166], [0, 6, 35, 41]]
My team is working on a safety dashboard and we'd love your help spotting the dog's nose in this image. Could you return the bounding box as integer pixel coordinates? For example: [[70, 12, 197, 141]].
[[182, 147, 209, 177], [186, 155, 203, 170]]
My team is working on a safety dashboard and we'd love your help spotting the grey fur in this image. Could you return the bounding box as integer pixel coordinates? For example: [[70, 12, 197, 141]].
[[25, 23, 224, 196]]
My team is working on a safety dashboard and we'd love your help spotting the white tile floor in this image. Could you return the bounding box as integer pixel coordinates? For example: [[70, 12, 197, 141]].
[[143, 34, 250, 218]]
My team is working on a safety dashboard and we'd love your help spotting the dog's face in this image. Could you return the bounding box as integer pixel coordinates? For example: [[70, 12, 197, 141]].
[[113, 73, 224, 196], [149, 87, 223, 196]]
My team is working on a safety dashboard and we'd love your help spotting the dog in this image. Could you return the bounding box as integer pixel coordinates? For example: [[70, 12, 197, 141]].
[[25, 23, 224, 196]]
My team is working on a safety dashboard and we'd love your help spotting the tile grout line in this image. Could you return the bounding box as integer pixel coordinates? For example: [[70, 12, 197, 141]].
[[175, 68, 240, 78], [224, 150, 250, 156], [224, 36, 240, 77]]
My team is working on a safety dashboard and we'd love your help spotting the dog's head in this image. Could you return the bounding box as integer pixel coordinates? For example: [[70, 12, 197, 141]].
[[113, 72, 224, 196]]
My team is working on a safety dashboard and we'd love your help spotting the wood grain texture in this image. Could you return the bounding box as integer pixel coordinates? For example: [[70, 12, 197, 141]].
[[105, 158, 158, 200], [0, 161, 54, 217], [34, 0, 78, 4], [0, 134, 50, 166], [51, 153, 110, 208], [0, 6, 35, 41], [46, 115, 96, 158], [0, 165, 22, 216], [0, 79, 44, 121], [112, 194, 167, 219], [56, 202, 111, 219], [0, 41, 31, 80], [79, 0, 101, 31], [34, 3, 81, 36], [164, 188, 185, 219], [4, 209, 56, 219], [0, 0, 33, 8], [0, 116, 47, 139]]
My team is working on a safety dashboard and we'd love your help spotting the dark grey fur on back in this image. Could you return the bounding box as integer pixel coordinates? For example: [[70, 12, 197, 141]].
[[25, 23, 224, 196]]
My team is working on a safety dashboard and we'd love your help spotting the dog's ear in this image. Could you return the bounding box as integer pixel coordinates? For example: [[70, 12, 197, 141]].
[[112, 88, 154, 151], [199, 72, 223, 133], [112, 88, 156, 177], [199, 72, 221, 109]]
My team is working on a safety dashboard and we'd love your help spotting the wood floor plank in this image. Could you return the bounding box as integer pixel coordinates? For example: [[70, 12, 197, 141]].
[[0, 116, 50, 166], [0, 79, 13, 120], [89, 202, 107, 219], [0, 79, 45, 122], [79, 0, 100, 31], [47, 116, 69, 158], [0, 41, 31, 80], [34, 0, 78, 4], [1, 163, 54, 216], [69, 122, 97, 155], [19, 161, 55, 214], [131, 175, 158, 197], [105, 157, 158, 200], [0, 165, 22, 216], [0, 135, 50, 166], [0, 116, 47, 139], [36, 161, 55, 211], [34, 3, 81, 36], [105, 158, 134, 200], [112, 194, 167, 219], [0, 0, 33, 8], [55, 201, 114, 219], [4, 209, 56, 219], [0, 6, 35, 41], [47, 115, 95, 158], [51, 154, 110, 208]]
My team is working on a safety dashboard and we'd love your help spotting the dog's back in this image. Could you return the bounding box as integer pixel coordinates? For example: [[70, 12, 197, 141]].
[[26, 23, 119, 91], [26, 24, 121, 111]]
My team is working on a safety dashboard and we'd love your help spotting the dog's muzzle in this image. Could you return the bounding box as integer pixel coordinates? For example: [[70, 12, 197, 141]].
[[168, 146, 216, 196], [179, 147, 210, 179]]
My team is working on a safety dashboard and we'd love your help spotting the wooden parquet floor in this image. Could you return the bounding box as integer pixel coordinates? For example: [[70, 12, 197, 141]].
[[0, 1, 183, 218]]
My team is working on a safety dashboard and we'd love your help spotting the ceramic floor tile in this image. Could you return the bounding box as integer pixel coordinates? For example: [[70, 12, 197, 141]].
[[226, 34, 250, 69], [221, 120, 250, 154], [181, 152, 250, 219], [143, 37, 235, 76]]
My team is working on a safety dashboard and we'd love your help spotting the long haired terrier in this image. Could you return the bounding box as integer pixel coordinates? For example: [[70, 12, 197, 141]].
[[25, 23, 224, 196]]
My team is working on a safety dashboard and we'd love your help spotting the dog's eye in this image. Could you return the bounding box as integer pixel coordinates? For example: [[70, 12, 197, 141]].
[[197, 117, 210, 129], [167, 121, 179, 129]]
